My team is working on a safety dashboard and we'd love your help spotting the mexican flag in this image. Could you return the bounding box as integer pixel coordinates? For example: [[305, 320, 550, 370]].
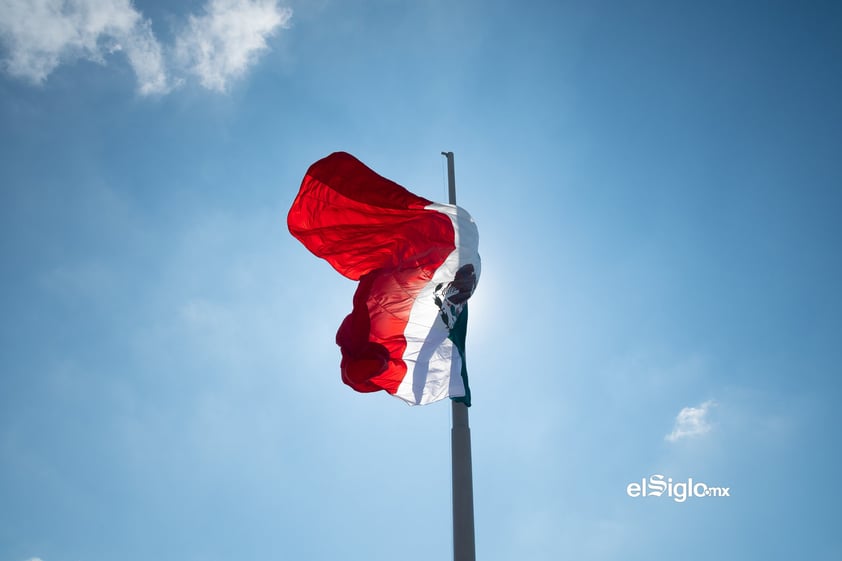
[[287, 152, 480, 406]]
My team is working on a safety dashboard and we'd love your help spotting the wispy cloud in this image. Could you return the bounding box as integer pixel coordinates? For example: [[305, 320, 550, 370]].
[[120, 17, 169, 95], [0, 0, 169, 94], [665, 399, 716, 442], [0, 0, 291, 95], [175, 0, 292, 92]]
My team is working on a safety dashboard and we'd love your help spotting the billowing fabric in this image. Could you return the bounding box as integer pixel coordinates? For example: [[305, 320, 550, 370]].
[[288, 152, 480, 405]]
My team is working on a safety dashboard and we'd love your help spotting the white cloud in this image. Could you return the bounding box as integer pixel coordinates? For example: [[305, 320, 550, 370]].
[[665, 399, 716, 442], [120, 17, 169, 95], [0, 0, 292, 94], [175, 0, 292, 92], [0, 0, 169, 94]]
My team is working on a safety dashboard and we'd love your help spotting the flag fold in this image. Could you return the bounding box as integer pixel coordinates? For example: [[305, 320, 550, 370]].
[[287, 152, 480, 405]]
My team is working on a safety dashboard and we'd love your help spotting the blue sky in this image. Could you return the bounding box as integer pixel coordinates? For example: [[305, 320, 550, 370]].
[[1, 1, 841, 560]]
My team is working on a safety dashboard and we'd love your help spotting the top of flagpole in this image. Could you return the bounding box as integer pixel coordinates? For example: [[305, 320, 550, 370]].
[[441, 151, 457, 205]]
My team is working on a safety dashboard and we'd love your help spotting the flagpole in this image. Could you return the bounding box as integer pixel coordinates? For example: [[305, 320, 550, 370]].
[[442, 151, 476, 561]]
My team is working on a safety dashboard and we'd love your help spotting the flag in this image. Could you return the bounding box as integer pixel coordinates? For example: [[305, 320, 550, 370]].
[[287, 152, 480, 406]]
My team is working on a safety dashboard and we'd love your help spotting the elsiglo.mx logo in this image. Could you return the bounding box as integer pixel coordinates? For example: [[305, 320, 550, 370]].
[[626, 474, 730, 503]]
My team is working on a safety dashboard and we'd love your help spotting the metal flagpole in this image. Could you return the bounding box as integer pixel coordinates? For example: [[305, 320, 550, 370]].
[[442, 151, 476, 561]]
